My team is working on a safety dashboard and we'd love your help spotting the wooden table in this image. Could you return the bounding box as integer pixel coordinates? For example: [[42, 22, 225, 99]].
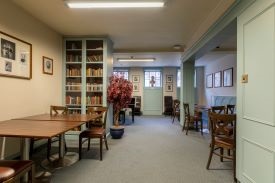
[[0, 119, 85, 160], [13, 113, 101, 122]]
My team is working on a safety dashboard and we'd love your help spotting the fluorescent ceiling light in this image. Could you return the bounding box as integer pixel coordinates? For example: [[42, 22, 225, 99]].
[[65, 1, 165, 8], [118, 58, 155, 62]]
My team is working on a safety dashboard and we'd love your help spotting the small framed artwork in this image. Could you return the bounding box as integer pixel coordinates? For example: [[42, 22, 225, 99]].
[[132, 75, 140, 83], [206, 74, 213, 88], [133, 83, 139, 92], [214, 71, 222, 88], [166, 75, 173, 83], [0, 31, 32, 79], [223, 68, 233, 87], [43, 56, 53, 75], [165, 83, 173, 92]]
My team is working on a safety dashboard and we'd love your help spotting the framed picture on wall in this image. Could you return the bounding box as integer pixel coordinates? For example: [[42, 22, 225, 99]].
[[0, 31, 32, 79], [206, 74, 213, 88], [165, 83, 173, 92], [132, 75, 140, 83], [133, 83, 139, 92], [43, 56, 53, 75], [166, 75, 173, 83], [223, 68, 233, 87], [214, 71, 222, 88]]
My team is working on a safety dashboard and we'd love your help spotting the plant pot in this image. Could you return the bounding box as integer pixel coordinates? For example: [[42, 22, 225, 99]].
[[110, 126, 124, 139]]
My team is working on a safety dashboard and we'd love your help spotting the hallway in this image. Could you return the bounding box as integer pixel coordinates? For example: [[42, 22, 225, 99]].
[[49, 116, 234, 183]]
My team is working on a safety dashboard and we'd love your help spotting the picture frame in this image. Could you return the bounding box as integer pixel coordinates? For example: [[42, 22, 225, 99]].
[[214, 71, 222, 88], [223, 68, 233, 87], [132, 75, 140, 83], [0, 31, 32, 79], [133, 83, 139, 92], [206, 74, 213, 88], [165, 83, 173, 92], [43, 56, 53, 75], [166, 75, 173, 83]]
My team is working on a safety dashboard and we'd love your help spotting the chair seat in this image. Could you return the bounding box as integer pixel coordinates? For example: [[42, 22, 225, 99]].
[[80, 128, 105, 138], [0, 167, 15, 182], [215, 137, 234, 148], [0, 160, 33, 182]]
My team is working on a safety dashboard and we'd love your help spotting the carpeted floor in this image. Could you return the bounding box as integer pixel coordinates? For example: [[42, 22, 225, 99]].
[[32, 115, 234, 183]]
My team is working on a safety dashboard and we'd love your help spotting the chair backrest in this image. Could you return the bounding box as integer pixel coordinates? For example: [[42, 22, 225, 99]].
[[50, 105, 68, 115], [226, 104, 236, 114], [211, 106, 226, 114], [173, 99, 180, 112], [183, 103, 190, 119], [87, 106, 108, 129], [208, 112, 236, 140]]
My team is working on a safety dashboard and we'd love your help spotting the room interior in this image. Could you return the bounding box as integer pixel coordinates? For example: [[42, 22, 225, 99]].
[[1, 0, 272, 183]]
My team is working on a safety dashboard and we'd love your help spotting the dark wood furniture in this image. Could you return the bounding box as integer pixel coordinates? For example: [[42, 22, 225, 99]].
[[0, 160, 34, 183], [210, 106, 226, 114], [164, 96, 173, 116], [132, 96, 141, 115], [206, 112, 236, 179], [182, 103, 203, 135], [29, 106, 68, 159], [172, 99, 180, 123], [226, 104, 236, 114], [79, 107, 109, 161]]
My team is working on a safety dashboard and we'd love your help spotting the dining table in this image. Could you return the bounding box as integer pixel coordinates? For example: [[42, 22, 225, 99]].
[[0, 113, 101, 180]]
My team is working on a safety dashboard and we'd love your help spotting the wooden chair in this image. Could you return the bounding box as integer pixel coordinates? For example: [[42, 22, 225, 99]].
[[182, 103, 203, 135], [172, 99, 180, 123], [206, 112, 236, 178], [0, 160, 34, 183], [30, 105, 68, 159], [211, 106, 226, 114], [79, 106, 109, 161], [226, 104, 235, 114]]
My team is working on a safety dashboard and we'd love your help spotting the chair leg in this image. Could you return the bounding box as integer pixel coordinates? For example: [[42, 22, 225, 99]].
[[201, 120, 203, 135], [104, 134, 109, 150], [29, 164, 35, 183], [88, 138, 91, 150], [220, 148, 224, 162], [100, 137, 103, 161], [172, 115, 175, 123], [79, 136, 82, 160], [29, 138, 34, 157], [186, 122, 190, 135], [206, 143, 215, 169], [182, 119, 186, 131], [47, 138, 51, 160]]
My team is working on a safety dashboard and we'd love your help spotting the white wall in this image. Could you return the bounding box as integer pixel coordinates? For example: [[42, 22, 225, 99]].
[[204, 53, 237, 106], [0, 1, 62, 158], [163, 67, 177, 111]]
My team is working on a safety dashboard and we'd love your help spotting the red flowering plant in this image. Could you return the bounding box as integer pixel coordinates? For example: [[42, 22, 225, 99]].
[[107, 75, 133, 126]]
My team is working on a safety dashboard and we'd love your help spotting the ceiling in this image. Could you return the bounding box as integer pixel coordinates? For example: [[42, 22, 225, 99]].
[[11, 0, 235, 53]]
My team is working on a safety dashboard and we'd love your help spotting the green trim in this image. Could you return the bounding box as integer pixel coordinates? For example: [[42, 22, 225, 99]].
[[181, 0, 255, 62]]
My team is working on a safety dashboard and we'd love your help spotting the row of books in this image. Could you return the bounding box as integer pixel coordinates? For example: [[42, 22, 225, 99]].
[[66, 68, 81, 77], [66, 96, 81, 105], [66, 55, 82, 62], [86, 84, 103, 92], [86, 96, 102, 105], [66, 82, 82, 91], [87, 55, 103, 62], [86, 68, 103, 77]]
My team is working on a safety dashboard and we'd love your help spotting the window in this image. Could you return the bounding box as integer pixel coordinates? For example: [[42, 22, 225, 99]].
[[177, 69, 181, 87], [144, 70, 162, 87], [113, 69, 129, 80]]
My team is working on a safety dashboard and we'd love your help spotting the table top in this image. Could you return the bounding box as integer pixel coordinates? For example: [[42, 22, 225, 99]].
[[13, 113, 101, 122], [0, 120, 86, 138]]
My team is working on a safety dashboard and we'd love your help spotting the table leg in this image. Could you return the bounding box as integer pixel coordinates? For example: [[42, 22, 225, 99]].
[[1, 137, 6, 160], [41, 133, 78, 170], [20, 138, 30, 160]]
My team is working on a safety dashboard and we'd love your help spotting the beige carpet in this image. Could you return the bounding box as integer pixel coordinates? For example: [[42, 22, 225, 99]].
[[47, 115, 234, 183]]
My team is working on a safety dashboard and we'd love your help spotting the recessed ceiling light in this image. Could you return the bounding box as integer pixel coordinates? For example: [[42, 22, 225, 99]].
[[65, 1, 165, 8], [118, 58, 155, 62]]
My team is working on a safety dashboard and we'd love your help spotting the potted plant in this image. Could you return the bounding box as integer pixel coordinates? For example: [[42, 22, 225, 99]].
[[107, 75, 133, 139]]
